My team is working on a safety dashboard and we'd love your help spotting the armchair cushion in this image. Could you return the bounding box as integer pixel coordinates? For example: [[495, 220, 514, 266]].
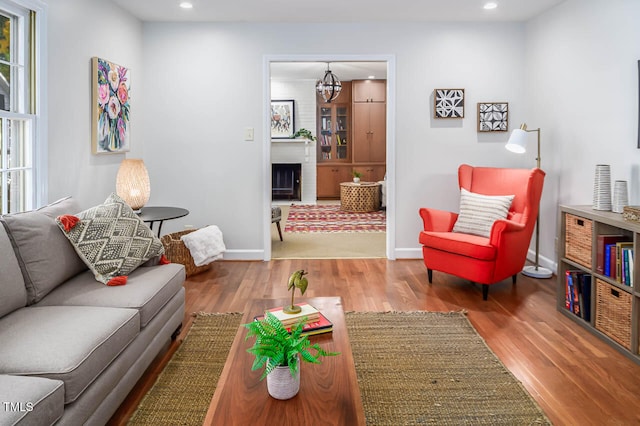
[[419, 231, 496, 261], [452, 188, 514, 238]]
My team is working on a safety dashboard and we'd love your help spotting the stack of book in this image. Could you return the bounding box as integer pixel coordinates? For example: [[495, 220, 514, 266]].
[[596, 234, 634, 286], [565, 270, 591, 322], [255, 302, 333, 336]]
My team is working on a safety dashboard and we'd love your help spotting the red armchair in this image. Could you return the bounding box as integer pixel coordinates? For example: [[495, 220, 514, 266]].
[[418, 164, 545, 300]]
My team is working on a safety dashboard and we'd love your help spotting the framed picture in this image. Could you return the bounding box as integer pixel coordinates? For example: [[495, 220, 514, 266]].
[[477, 102, 508, 132], [91, 57, 131, 154], [271, 99, 295, 139], [434, 89, 464, 118]]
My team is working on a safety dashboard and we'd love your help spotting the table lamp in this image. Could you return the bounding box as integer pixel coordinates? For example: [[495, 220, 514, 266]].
[[116, 159, 150, 212]]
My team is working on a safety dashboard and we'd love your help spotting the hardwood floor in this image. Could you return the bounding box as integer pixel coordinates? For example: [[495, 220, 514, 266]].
[[109, 259, 640, 425]]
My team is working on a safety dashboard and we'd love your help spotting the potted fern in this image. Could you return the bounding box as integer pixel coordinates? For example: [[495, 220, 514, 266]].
[[244, 311, 339, 400], [352, 170, 362, 183]]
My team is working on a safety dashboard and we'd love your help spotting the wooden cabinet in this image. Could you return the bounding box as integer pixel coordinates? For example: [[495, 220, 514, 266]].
[[317, 165, 352, 199], [353, 165, 386, 183], [317, 103, 351, 162], [352, 102, 386, 163], [315, 80, 386, 199], [352, 79, 386, 103], [557, 205, 640, 364]]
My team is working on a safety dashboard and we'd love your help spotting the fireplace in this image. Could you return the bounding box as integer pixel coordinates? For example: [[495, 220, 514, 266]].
[[272, 163, 301, 201]]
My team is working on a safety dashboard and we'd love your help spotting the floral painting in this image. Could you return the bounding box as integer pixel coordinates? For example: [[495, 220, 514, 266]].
[[92, 57, 130, 154]]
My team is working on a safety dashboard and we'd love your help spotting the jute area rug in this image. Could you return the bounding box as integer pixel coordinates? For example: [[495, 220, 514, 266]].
[[284, 204, 386, 233], [128, 312, 550, 425]]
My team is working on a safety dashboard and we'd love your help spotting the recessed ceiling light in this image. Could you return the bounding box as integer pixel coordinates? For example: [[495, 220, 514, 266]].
[[179, 2, 193, 9], [368, 75, 375, 80], [483, 2, 498, 10]]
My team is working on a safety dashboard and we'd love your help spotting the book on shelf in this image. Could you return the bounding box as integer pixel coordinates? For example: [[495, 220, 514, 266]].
[[565, 270, 591, 321], [266, 303, 320, 327], [596, 235, 627, 274], [254, 310, 333, 337], [616, 242, 633, 283]]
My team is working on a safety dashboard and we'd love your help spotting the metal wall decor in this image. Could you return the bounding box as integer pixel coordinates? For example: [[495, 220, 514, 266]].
[[434, 89, 464, 118], [477, 102, 508, 132]]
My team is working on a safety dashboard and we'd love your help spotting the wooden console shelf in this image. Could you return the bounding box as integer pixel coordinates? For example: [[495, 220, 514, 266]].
[[557, 205, 640, 364]]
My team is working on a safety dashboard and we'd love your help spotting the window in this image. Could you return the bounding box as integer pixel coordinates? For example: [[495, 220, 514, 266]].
[[0, 0, 38, 214]]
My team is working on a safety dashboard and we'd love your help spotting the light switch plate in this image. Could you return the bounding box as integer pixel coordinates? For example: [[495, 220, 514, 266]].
[[244, 127, 254, 141]]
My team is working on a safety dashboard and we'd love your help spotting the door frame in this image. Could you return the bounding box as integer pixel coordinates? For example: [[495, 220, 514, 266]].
[[262, 54, 396, 260]]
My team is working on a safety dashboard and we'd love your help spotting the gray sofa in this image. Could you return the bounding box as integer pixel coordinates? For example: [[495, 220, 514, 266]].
[[0, 197, 185, 426]]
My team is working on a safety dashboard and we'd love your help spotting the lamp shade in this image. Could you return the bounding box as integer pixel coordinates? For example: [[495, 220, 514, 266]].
[[116, 159, 150, 211], [505, 128, 528, 154]]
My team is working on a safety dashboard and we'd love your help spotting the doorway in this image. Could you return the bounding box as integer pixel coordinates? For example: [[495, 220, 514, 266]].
[[263, 55, 396, 261]]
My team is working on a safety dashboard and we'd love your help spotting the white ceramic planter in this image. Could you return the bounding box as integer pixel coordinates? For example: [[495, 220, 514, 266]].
[[266, 362, 300, 400], [353, 177, 360, 183]]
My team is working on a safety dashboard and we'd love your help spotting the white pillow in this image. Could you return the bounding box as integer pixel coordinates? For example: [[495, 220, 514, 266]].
[[452, 188, 514, 238]]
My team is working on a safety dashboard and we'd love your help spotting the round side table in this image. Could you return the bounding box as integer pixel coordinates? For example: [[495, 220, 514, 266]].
[[339, 182, 381, 212]]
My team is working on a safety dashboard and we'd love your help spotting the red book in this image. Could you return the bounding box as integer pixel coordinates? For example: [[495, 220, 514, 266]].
[[254, 311, 333, 336], [596, 235, 627, 274]]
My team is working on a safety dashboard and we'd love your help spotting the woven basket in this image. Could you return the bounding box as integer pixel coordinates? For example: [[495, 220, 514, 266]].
[[595, 278, 631, 350], [161, 229, 211, 277], [565, 214, 592, 268], [622, 205, 640, 223]]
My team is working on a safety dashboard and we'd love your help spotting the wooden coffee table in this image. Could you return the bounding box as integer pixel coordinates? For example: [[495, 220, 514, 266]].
[[203, 296, 365, 425]]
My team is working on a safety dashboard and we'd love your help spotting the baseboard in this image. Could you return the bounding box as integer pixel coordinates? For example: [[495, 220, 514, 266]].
[[222, 249, 264, 261], [394, 247, 422, 259]]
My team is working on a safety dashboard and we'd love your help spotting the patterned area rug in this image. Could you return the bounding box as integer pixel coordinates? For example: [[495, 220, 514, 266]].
[[284, 204, 386, 233], [129, 312, 550, 425]]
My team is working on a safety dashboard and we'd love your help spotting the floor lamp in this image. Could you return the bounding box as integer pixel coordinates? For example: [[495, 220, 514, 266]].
[[505, 123, 553, 279]]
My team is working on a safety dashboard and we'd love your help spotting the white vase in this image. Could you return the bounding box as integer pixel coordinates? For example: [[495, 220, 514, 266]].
[[266, 362, 300, 400], [353, 177, 360, 183], [593, 164, 612, 211], [612, 180, 629, 213]]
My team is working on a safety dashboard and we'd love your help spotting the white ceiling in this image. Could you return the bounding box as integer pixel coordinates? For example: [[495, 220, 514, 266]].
[[111, 0, 566, 81], [112, 0, 566, 23]]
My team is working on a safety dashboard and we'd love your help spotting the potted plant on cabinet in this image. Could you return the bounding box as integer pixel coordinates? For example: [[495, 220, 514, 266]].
[[352, 170, 362, 183], [244, 311, 339, 400]]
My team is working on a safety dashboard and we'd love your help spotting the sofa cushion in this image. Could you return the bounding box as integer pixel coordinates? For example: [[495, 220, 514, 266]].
[[55, 193, 164, 286], [36, 263, 185, 327], [0, 306, 139, 404], [452, 188, 514, 238], [419, 230, 497, 261], [0, 374, 64, 426], [0, 224, 28, 317], [0, 197, 87, 304]]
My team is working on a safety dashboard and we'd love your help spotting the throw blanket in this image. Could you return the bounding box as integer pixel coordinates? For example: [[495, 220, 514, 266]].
[[181, 225, 226, 266]]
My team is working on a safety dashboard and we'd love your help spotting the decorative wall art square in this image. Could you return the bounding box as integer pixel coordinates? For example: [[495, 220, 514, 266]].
[[91, 57, 131, 154], [271, 99, 295, 139], [477, 102, 509, 132], [434, 89, 465, 118]]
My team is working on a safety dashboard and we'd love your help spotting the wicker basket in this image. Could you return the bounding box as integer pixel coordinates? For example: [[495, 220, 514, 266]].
[[565, 213, 593, 269], [622, 205, 640, 223], [595, 278, 632, 350], [161, 229, 211, 277]]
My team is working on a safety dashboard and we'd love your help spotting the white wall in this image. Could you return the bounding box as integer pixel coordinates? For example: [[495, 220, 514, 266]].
[[527, 0, 640, 270], [140, 21, 527, 259], [47, 0, 143, 209]]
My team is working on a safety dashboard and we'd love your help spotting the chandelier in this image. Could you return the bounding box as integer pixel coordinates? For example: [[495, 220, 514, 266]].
[[316, 63, 342, 103]]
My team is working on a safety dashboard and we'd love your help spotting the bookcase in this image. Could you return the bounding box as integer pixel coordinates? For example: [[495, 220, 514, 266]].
[[557, 205, 640, 363]]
